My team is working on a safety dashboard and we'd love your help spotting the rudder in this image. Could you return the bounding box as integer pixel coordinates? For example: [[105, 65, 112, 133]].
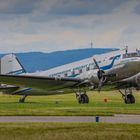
[[0, 54, 26, 75]]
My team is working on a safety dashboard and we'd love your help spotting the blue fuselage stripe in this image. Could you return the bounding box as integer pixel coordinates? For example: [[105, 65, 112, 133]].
[[100, 55, 121, 70], [14, 88, 32, 94], [68, 54, 121, 78]]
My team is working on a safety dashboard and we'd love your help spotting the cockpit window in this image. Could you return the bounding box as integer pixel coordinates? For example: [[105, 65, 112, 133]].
[[123, 53, 139, 58]]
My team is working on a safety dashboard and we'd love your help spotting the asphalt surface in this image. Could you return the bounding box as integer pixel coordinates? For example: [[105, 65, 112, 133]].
[[0, 115, 140, 124]]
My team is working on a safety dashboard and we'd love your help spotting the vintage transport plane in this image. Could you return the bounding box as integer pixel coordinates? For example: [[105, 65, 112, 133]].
[[0, 48, 140, 104]]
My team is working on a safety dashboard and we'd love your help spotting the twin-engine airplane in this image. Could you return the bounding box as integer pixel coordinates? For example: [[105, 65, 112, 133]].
[[0, 48, 140, 104]]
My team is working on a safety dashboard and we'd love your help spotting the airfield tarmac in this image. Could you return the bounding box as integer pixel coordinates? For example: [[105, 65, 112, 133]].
[[0, 114, 140, 124]]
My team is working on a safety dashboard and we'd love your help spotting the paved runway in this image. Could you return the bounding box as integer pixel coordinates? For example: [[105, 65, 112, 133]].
[[0, 115, 140, 124]]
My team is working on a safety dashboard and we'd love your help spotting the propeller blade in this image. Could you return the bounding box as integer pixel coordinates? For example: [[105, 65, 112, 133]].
[[93, 58, 100, 70], [98, 77, 104, 92]]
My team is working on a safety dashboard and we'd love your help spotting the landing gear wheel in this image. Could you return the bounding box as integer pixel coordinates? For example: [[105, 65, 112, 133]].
[[77, 94, 89, 104], [119, 89, 136, 104], [19, 98, 25, 103], [125, 94, 135, 104]]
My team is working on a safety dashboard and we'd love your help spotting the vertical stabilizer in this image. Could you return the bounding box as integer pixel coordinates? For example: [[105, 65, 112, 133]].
[[0, 54, 26, 75]]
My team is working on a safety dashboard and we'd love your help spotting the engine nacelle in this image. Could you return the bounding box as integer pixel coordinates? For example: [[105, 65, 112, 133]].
[[79, 69, 99, 84], [135, 74, 140, 87], [80, 69, 106, 85], [89, 69, 100, 84], [122, 73, 140, 88]]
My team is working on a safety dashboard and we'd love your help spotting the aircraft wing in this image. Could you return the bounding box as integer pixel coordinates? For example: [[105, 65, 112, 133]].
[[0, 74, 83, 92]]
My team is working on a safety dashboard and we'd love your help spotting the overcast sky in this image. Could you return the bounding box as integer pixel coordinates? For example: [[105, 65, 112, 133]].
[[0, 0, 139, 53]]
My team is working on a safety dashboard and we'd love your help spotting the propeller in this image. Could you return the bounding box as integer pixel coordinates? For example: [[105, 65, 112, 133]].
[[93, 58, 106, 92], [93, 58, 116, 92]]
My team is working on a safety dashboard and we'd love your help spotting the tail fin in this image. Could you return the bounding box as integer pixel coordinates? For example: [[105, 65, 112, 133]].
[[0, 54, 26, 75]]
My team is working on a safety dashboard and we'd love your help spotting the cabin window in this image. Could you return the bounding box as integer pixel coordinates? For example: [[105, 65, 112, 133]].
[[57, 75, 61, 77], [72, 71, 75, 75], [79, 69, 82, 73]]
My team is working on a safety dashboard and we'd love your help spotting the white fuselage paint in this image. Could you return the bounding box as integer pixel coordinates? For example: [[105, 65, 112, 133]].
[[28, 49, 140, 81]]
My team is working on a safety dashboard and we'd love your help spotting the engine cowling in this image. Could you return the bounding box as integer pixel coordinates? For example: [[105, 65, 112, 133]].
[[89, 69, 100, 84], [88, 69, 106, 84], [136, 74, 140, 87], [122, 73, 140, 88], [79, 69, 106, 88], [97, 70, 106, 81]]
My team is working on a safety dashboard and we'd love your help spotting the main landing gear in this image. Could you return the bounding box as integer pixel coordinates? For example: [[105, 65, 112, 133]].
[[73, 89, 89, 104], [19, 95, 28, 103], [119, 88, 135, 104]]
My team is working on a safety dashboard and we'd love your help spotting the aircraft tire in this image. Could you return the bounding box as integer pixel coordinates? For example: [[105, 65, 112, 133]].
[[19, 98, 25, 103], [83, 94, 89, 104], [78, 94, 89, 104], [125, 94, 135, 104]]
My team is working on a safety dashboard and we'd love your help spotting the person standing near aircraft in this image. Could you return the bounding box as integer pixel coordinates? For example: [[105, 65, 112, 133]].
[[125, 46, 128, 54]]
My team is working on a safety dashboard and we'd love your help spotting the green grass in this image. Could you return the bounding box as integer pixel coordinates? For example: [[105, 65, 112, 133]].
[[0, 90, 140, 116], [0, 123, 140, 140]]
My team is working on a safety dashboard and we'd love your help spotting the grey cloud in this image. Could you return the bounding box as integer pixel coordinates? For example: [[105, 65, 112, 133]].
[[0, 0, 39, 14], [0, 0, 129, 16], [29, 0, 128, 23], [135, 3, 140, 15], [47, 0, 127, 16], [123, 27, 137, 35]]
